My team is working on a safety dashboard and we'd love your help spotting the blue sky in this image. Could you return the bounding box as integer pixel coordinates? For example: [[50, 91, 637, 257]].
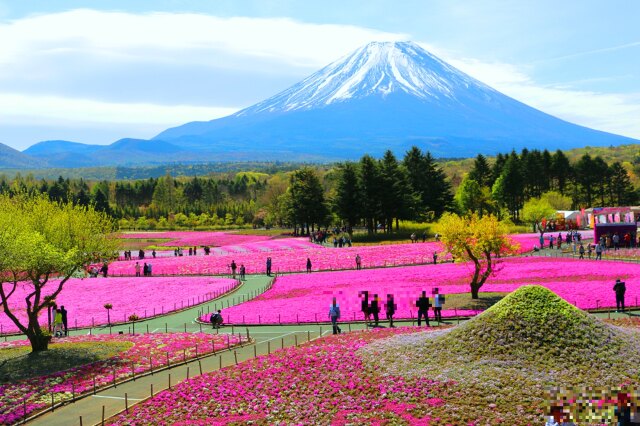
[[0, 0, 638, 150]]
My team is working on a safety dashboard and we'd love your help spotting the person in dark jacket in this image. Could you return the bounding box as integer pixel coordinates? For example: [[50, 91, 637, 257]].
[[614, 278, 627, 312], [60, 306, 68, 336], [360, 291, 370, 325], [369, 294, 380, 327], [416, 291, 431, 326], [385, 294, 396, 328], [100, 262, 108, 278], [306, 258, 312, 273]]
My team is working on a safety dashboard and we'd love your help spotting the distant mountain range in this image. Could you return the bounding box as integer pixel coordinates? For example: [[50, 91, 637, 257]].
[[3, 41, 638, 168]]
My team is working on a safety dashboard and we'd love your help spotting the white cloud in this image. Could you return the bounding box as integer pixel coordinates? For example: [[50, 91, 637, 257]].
[[0, 9, 638, 149], [434, 51, 640, 140], [0, 92, 238, 126]]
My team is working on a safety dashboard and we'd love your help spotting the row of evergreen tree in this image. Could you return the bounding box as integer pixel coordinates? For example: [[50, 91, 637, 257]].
[[460, 149, 637, 220]]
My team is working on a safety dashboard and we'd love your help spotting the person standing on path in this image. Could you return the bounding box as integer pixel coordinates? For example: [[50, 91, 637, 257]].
[[60, 306, 68, 336], [557, 233, 563, 250], [135, 262, 141, 277], [370, 294, 380, 327], [230, 260, 237, 279], [539, 234, 544, 249], [596, 243, 603, 260], [578, 243, 585, 259], [239, 264, 246, 281], [329, 297, 341, 334], [306, 258, 312, 273], [100, 262, 108, 278], [416, 291, 431, 326], [385, 294, 396, 328], [53, 308, 64, 337], [614, 278, 626, 312], [147, 263, 152, 276], [549, 235, 555, 249], [587, 243, 592, 259], [355, 254, 362, 270], [360, 291, 370, 325], [432, 289, 443, 323], [266, 257, 272, 276], [433, 252, 438, 265]]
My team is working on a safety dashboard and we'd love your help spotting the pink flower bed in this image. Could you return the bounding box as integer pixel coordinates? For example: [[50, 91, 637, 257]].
[[109, 242, 446, 276], [109, 328, 448, 425], [120, 231, 272, 247], [509, 229, 593, 253], [0, 277, 237, 334], [205, 256, 640, 324], [0, 332, 246, 424]]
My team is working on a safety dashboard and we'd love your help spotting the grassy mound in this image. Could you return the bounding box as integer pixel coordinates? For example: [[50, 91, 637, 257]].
[[360, 286, 640, 424], [0, 340, 132, 383]]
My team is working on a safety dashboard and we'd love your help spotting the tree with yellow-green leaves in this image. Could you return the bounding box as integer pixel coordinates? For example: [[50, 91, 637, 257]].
[[0, 194, 118, 352], [436, 213, 517, 299], [521, 197, 556, 236]]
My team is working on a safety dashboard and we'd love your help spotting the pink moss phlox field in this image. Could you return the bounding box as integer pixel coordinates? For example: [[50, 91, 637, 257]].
[[109, 242, 446, 276], [511, 230, 594, 253], [0, 277, 237, 334], [0, 333, 245, 424], [120, 231, 272, 247], [207, 256, 640, 324], [109, 328, 447, 425]]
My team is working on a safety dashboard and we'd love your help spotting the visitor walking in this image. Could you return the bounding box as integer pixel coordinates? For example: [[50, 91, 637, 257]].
[[147, 263, 152, 276], [614, 278, 626, 312], [432, 288, 443, 323], [143, 262, 148, 277], [135, 262, 141, 277], [60, 306, 68, 336], [613, 233, 620, 251], [539, 234, 544, 249], [360, 291, 370, 325], [329, 297, 341, 334], [587, 243, 592, 259], [578, 243, 585, 259], [433, 252, 438, 265], [100, 262, 108, 278], [53, 308, 64, 337], [595, 243, 603, 260], [152, 250, 156, 259], [239, 264, 246, 280], [230, 260, 237, 279], [266, 257, 272, 276], [549, 235, 555, 249], [370, 294, 380, 327], [306, 258, 312, 273], [385, 294, 396, 328], [557, 233, 563, 250], [355, 254, 362, 270], [416, 291, 431, 326]]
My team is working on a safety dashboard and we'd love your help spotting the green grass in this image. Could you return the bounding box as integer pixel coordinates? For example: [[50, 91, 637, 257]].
[[232, 228, 294, 237], [360, 286, 640, 424], [0, 341, 132, 383], [351, 222, 433, 244], [118, 238, 173, 251]]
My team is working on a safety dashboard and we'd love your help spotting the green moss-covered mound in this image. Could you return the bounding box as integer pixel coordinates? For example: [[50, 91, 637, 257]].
[[439, 285, 627, 368], [359, 286, 640, 424]]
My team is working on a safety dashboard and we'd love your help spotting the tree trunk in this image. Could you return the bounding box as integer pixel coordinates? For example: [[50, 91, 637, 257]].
[[27, 329, 50, 352], [471, 285, 480, 299]]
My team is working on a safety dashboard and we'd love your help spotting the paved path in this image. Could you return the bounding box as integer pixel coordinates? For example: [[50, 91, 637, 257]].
[[26, 274, 432, 426]]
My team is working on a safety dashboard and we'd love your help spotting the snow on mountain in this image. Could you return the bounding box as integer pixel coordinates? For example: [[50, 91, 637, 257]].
[[236, 41, 494, 115]]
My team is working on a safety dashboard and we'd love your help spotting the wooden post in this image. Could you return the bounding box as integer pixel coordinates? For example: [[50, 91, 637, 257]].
[[101, 406, 105, 426], [125, 393, 129, 413], [234, 350, 238, 365], [219, 355, 222, 370], [295, 334, 298, 346], [168, 373, 172, 389], [307, 330, 310, 342], [199, 360, 203, 375], [186, 366, 190, 380], [80, 416, 83, 426], [166, 351, 170, 366], [253, 345, 257, 358], [268, 341, 271, 354], [151, 383, 154, 398]]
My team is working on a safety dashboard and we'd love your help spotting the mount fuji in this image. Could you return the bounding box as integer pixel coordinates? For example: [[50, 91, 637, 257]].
[[19, 41, 637, 167], [153, 41, 636, 160]]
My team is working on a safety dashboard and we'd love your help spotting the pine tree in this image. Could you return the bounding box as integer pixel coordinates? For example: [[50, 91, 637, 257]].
[[468, 154, 492, 188], [334, 162, 362, 233]]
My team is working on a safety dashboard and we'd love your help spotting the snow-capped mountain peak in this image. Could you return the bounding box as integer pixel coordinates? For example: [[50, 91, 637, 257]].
[[236, 41, 494, 115]]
